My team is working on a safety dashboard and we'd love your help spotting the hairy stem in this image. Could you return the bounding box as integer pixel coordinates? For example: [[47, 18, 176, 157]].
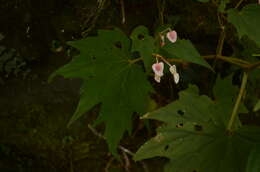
[[227, 72, 248, 132]]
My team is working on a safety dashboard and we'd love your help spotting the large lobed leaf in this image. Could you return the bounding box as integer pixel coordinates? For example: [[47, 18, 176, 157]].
[[50, 28, 153, 155], [134, 76, 260, 172], [228, 4, 260, 47]]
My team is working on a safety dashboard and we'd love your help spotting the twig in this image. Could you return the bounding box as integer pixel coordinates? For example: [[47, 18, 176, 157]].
[[81, 0, 107, 37], [105, 157, 114, 172], [235, 0, 244, 9], [87, 124, 149, 172], [120, 0, 126, 24], [122, 150, 131, 172]]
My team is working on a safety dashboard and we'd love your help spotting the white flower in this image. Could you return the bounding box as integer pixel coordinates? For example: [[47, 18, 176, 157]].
[[154, 75, 161, 83], [169, 65, 179, 84], [152, 62, 164, 83], [166, 30, 177, 43]]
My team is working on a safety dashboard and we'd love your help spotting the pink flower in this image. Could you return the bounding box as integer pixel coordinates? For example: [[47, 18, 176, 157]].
[[152, 62, 164, 83], [169, 65, 179, 84], [166, 30, 177, 43]]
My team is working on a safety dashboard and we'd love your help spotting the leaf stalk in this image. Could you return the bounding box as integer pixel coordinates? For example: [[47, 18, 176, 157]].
[[227, 72, 248, 132]]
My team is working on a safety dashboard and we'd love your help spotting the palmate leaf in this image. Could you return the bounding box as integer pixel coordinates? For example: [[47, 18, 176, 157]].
[[161, 39, 213, 70], [50, 28, 153, 155], [134, 76, 260, 172], [228, 4, 260, 47]]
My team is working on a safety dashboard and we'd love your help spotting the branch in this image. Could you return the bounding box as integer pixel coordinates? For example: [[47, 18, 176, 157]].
[[87, 124, 149, 172]]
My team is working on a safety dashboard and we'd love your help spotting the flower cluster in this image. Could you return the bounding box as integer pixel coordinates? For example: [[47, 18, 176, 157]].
[[152, 30, 179, 84]]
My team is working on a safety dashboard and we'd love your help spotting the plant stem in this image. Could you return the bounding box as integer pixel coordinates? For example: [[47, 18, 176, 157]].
[[129, 54, 260, 69], [227, 72, 248, 132], [235, 0, 244, 9]]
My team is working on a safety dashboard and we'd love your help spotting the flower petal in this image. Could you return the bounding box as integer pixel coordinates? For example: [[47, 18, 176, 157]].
[[154, 74, 161, 83], [173, 72, 179, 84], [166, 30, 177, 43], [169, 65, 177, 75], [152, 62, 164, 77]]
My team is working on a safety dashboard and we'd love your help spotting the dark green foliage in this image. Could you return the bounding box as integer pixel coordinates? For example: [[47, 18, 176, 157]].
[[134, 76, 260, 172], [49, 28, 153, 155]]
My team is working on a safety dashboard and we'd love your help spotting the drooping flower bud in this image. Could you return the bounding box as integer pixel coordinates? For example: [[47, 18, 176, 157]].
[[152, 62, 164, 77], [152, 62, 164, 83], [166, 30, 177, 43], [169, 65, 179, 84]]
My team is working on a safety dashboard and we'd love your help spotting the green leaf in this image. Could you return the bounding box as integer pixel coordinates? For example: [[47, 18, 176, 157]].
[[134, 77, 260, 172], [228, 4, 260, 47], [254, 100, 260, 112], [246, 144, 260, 172], [50, 28, 153, 155], [218, 0, 230, 12], [161, 39, 213, 70], [131, 26, 155, 73]]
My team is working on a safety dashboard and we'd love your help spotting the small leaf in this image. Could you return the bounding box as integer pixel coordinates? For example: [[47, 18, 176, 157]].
[[162, 39, 213, 70], [131, 26, 155, 73], [228, 4, 260, 47]]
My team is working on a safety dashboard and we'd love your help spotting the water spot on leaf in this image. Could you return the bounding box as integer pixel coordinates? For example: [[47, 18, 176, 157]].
[[114, 41, 122, 49], [131, 51, 140, 58], [194, 124, 203, 131], [137, 34, 145, 40], [177, 110, 184, 116], [164, 145, 169, 151], [176, 123, 183, 128]]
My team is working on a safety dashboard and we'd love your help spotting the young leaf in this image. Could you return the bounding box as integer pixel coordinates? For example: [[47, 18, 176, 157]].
[[228, 4, 260, 47], [161, 39, 213, 70], [134, 77, 260, 172], [50, 28, 153, 155], [131, 26, 155, 73]]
